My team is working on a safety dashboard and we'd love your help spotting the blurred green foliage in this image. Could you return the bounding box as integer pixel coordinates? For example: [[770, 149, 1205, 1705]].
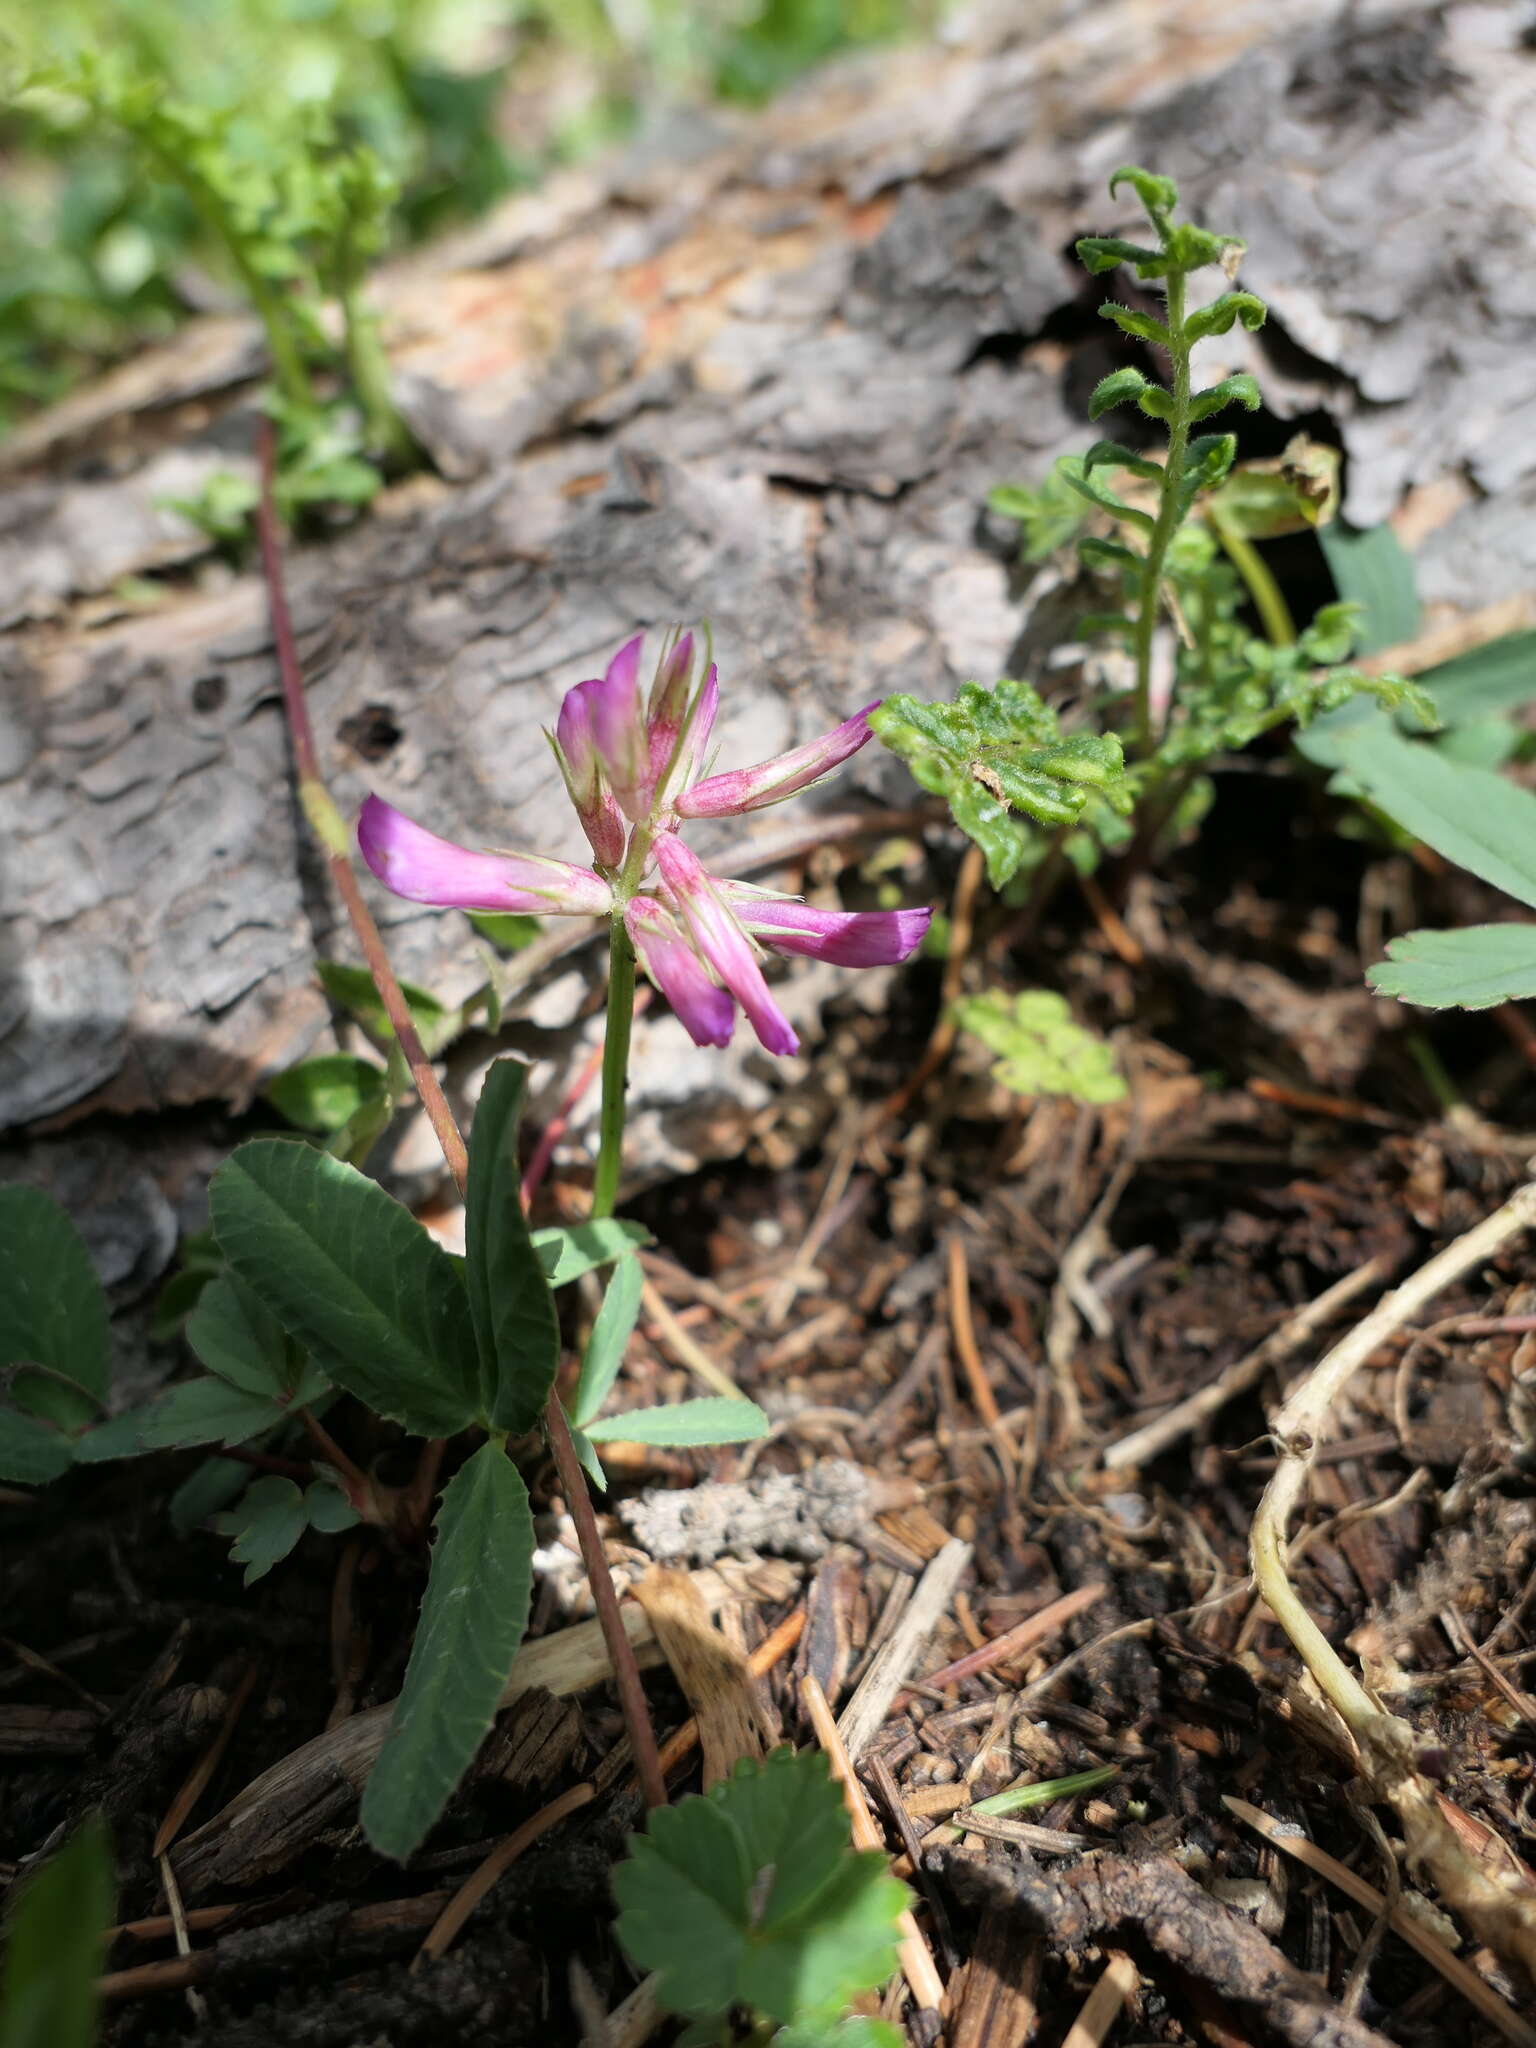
[[0, 0, 937, 430]]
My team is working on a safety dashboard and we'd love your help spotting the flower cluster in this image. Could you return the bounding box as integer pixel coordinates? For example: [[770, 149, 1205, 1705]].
[[357, 632, 930, 1054]]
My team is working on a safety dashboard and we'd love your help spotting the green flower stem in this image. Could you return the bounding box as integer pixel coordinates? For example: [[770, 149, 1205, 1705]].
[[591, 915, 637, 1220], [1209, 502, 1296, 647], [1131, 269, 1190, 754], [255, 431, 667, 1815]]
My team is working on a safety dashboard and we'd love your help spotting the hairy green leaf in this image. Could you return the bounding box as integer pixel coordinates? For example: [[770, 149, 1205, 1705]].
[[1183, 291, 1266, 342], [1088, 366, 1150, 419], [614, 1749, 908, 2027], [1097, 303, 1169, 348], [585, 1398, 770, 1447], [1187, 372, 1261, 423], [1368, 924, 1536, 1009], [0, 1187, 110, 1432], [1107, 164, 1178, 218], [210, 1139, 481, 1437], [871, 682, 1129, 889], [1073, 235, 1162, 275], [0, 1815, 113, 2048], [1332, 727, 1536, 910], [532, 1220, 651, 1289], [1081, 440, 1163, 482], [463, 1060, 560, 1434], [362, 1441, 534, 1861], [955, 990, 1126, 1105]]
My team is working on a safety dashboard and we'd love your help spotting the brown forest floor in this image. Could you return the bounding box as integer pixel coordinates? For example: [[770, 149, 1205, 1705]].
[[6, 752, 1536, 2047]]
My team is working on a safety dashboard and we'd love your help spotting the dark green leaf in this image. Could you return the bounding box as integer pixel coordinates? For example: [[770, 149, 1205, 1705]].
[[1318, 522, 1419, 656], [0, 1815, 113, 2048], [362, 1441, 535, 1860], [614, 1749, 907, 2026], [572, 1256, 645, 1428], [585, 1397, 769, 1447], [211, 1476, 310, 1584], [169, 1456, 249, 1536], [532, 1220, 651, 1289], [186, 1275, 294, 1397], [1368, 924, 1536, 1009], [265, 1053, 387, 1133], [210, 1139, 481, 1437], [463, 1060, 560, 1434], [0, 1410, 73, 1486], [135, 1378, 289, 1451], [306, 1476, 360, 1533], [775, 2023, 904, 2048], [0, 1188, 109, 1432]]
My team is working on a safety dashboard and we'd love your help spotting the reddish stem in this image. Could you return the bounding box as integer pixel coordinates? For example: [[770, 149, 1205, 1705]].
[[254, 415, 665, 1811]]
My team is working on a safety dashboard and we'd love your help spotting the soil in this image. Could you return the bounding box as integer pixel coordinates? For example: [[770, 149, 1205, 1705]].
[[7, 741, 1536, 2046]]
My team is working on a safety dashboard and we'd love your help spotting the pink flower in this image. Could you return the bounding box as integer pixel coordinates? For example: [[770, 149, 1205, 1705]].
[[357, 797, 611, 914], [675, 703, 878, 818], [355, 633, 931, 1057]]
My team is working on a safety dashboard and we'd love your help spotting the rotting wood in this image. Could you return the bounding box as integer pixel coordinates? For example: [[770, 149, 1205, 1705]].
[[836, 1537, 971, 1763]]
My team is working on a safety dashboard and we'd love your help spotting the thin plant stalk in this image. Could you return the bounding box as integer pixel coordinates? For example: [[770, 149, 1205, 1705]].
[[591, 918, 637, 1220], [1130, 269, 1190, 753], [255, 417, 667, 1812]]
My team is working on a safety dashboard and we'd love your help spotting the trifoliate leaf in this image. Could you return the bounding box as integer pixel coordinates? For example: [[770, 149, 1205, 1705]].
[[614, 1749, 908, 2027], [955, 990, 1126, 1105]]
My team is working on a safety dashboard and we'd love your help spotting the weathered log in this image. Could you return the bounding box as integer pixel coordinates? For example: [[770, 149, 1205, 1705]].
[[3, 0, 1533, 1252]]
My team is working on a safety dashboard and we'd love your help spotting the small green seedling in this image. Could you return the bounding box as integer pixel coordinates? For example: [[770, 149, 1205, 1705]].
[[614, 1749, 908, 2048]]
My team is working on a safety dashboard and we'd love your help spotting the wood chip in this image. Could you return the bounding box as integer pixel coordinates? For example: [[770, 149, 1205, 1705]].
[[630, 1568, 765, 1786]]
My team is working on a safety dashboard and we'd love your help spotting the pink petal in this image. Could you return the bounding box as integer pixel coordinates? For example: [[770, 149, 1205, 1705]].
[[675, 702, 879, 818], [724, 891, 933, 966], [625, 898, 735, 1048], [653, 832, 799, 1057], [587, 635, 649, 818], [547, 720, 627, 869], [357, 796, 613, 915]]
